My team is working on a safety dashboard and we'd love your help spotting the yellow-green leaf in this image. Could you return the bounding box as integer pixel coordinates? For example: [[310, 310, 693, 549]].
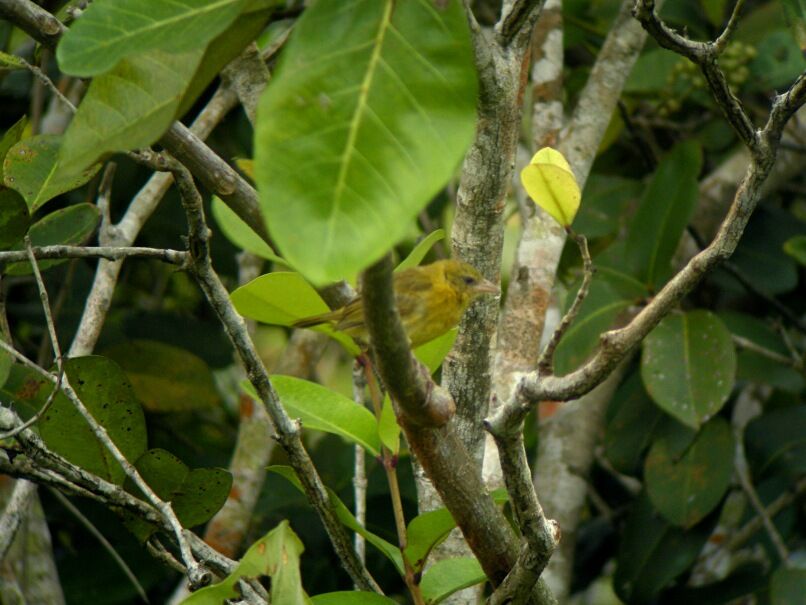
[[521, 148, 580, 227]]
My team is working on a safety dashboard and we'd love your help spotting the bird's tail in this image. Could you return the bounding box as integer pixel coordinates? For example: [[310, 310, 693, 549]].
[[292, 311, 337, 329]]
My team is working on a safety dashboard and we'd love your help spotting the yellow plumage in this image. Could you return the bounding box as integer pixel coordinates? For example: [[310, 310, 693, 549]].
[[293, 259, 498, 347]]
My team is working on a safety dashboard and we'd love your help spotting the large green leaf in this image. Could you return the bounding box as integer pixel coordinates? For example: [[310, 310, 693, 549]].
[[124, 449, 232, 542], [641, 310, 736, 429], [255, 0, 478, 284], [645, 417, 734, 528], [57, 49, 203, 178], [211, 195, 285, 263], [5, 203, 100, 275], [182, 520, 308, 605], [246, 376, 381, 455], [614, 492, 713, 603], [231, 271, 359, 354], [103, 340, 221, 412], [56, 0, 248, 77], [625, 141, 702, 288], [36, 356, 148, 485], [420, 557, 486, 604], [4, 134, 100, 211]]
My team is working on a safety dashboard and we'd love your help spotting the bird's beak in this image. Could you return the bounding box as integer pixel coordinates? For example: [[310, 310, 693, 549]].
[[473, 279, 500, 295]]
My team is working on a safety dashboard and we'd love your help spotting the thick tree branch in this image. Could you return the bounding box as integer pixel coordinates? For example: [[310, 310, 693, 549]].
[[360, 257, 556, 603]]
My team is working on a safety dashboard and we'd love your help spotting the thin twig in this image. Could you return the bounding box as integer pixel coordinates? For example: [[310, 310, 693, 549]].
[[0, 407, 238, 578], [734, 427, 790, 562], [21, 238, 211, 588], [49, 488, 149, 604], [0, 246, 189, 265], [732, 335, 802, 370], [0, 365, 63, 440], [537, 230, 593, 376], [713, 0, 746, 52], [351, 364, 368, 569], [170, 160, 381, 593]]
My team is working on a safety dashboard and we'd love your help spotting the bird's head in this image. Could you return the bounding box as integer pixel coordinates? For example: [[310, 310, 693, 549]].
[[443, 260, 499, 306]]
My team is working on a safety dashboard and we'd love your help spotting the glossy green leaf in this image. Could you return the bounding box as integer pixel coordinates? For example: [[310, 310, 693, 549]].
[[56, 0, 248, 77], [5, 203, 100, 275], [784, 234, 806, 265], [211, 195, 285, 263], [250, 376, 381, 455], [405, 507, 455, 572], [124, 448, 231, 542], [641, 310, 736, 429], [625, 141, 702, 288], [58, 49, 204, 178], [3, 135, 100, 211], [771, 566, 806, 605], [554, 277, 632, 375], [745, 406, 806, 480], [255, 0, 478, 285], [413, 327, 457, 373], [268, 466, 403, 574], [614, 492, 713, 603], [0, 115, 28, 181], [377, 394, 400, 454], [231, 272, 359, 354], [604, 372, 666, 475], [396, 229, 446, 272], [38, 356, 147, 485], [182, 520, 307, 605], [420, 557, 485, 604], [645, 417, 734, 527], [0, 188, 29, 250], [311, 593, 397, 605], [103, 340, 221, 412]]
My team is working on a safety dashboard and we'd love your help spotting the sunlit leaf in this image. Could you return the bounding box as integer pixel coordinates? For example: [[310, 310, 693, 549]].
[[521, 147, 580, 227], [181, 520, 308, 605], [255, 0, 477, 285], [4, 134, 100, 211], [57, 0, 248, 77]]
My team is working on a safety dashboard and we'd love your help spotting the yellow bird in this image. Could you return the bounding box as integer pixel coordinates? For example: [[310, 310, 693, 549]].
[[293, 259, 499, 347]]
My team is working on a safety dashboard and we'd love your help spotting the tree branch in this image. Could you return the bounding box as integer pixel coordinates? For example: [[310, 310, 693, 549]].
[[171, 162, 381, 593]]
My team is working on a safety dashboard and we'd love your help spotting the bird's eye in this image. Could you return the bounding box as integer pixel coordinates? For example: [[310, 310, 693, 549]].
[[463, 276, 476, 285]]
